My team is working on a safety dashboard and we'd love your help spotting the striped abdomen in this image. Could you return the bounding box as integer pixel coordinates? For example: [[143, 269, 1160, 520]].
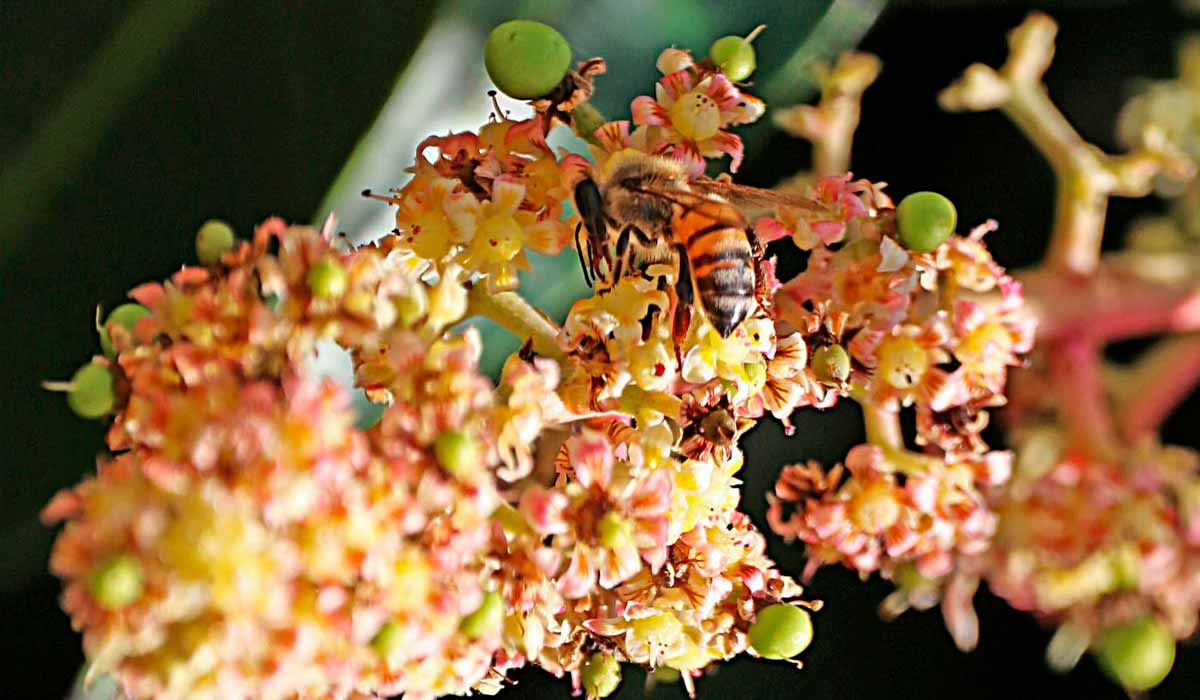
[[676, 210, 755, 337]]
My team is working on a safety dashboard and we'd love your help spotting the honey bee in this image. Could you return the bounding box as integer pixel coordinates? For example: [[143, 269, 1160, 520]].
[[573, 149, 816, 337]]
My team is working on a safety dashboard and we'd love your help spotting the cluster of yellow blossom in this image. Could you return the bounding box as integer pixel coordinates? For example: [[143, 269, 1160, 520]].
[[46, 220, 523, 699], [373, 118, 588, 293]]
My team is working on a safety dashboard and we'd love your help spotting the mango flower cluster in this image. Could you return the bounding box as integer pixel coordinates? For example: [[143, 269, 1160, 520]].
[[758, 13, 1200, 692], [371, 36, 819, 697], [943, 16, 1200, 691], [45, 219, 517, 699], [984, 431, 1200, 678], [44, 24, 845, 700], [764, 194, 1034, 649]]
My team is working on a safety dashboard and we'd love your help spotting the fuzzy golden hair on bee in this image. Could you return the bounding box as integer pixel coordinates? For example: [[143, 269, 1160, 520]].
[[594, 150, 691, 233]]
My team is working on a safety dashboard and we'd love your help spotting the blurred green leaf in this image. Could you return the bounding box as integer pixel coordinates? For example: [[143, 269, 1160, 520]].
[[0, 0, 212, 252]]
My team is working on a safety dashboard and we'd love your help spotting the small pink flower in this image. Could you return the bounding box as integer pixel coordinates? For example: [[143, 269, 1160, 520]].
[[629, 50, 764, 175]]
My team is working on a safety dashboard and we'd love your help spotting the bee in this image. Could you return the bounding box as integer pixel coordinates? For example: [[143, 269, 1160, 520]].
[[573, 149, 816, 337]]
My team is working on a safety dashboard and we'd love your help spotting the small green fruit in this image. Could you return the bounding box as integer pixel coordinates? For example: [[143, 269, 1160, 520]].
[[89, 554, 144, 610], [710, 35, 757, 82], [1094, 616, 1175, 691], [372, 620, 404, 658], [580, 653, 622, 699], [811, 344, 851, 384], [66, 363, 116, 419], [435, 430, 481, 480], [460, 590, 504, 639], [99, 303, 152, 357], [307, 259, 348, 300], [195, 219, 236, 265], [749, 603, 814, 660], [896, 191, 957, 253], [485, 20, 572, 99]]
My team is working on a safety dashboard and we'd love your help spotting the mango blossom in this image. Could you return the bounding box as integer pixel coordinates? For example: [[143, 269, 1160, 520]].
[[630, 48, 765, 175]]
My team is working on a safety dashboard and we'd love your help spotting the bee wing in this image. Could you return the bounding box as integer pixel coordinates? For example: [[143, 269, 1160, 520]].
[[689, 178, 822, 214], [627, 184, 749, 228]]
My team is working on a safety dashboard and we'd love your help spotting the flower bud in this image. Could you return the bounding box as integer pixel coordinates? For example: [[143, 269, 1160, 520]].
[[709, 26, 763, 82], [65, 363, 116, 419], [307, 259, 348, 300], [372, 620, 405, 661], [99, 303, 152, 358], [811, 344, 850, 384], [485, 20, 572, 99], [749, 603, 813, 660], [435, 430, 482, 480]]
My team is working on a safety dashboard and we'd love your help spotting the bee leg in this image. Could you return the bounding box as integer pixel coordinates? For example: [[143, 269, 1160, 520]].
[[633, 227, 657, 280], [632, 227, 658, 246], [574, 222, 593, 288], [747, 227, 773, 312], [611, 226, 634, 283], [671, 243, 693, 358]]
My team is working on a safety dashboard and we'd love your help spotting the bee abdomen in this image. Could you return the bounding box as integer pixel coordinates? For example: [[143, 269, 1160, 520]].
[[688, 234, 755, 337]]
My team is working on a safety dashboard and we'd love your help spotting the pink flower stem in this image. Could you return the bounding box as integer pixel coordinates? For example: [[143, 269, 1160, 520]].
[[861, 400, 941, 473], [1047, 336, 1122, 462], [1117, 333, 1200, 440], [1020, 261, 1200, 343]]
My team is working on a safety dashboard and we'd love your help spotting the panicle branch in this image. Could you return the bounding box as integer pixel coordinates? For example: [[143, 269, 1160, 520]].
[[940, 13, 1192, 276]]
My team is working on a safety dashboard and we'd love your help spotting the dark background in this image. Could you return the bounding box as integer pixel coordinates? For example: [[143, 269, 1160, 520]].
[[3, 1, 1198, 698]]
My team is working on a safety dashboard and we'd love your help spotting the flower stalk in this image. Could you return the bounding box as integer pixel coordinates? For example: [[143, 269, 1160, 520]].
[[1113, 332, 1200, 440], [466, 283, 565, 361], [939, 13, 1190, 276]]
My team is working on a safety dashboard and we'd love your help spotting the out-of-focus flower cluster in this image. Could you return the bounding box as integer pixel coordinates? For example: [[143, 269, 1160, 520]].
[[1118, 34, 1200, 266], [944, 25, 1200, 681], [46, 219, 514, 699], [753, 13, 1200, 691], [982, 430, 1200, 669]]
